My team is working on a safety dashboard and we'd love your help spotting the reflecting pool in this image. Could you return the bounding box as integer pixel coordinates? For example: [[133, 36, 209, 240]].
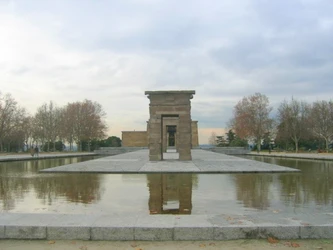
[[0, 155, 332, 215]]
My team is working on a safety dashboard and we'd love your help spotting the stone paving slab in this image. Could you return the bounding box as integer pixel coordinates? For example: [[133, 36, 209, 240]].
[[0, 213, 332, 240], [92, 215, 138, 241], [40, 149, 299, 173]]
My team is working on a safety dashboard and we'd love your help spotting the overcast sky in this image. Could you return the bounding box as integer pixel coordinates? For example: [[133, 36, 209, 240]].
[[1, 0, 333, 144]]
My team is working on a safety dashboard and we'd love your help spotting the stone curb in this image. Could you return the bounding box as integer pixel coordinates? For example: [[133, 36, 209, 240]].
[[249, 153, 333, 161], [0, 153, 97, 162], [0, 214, 332, 240]]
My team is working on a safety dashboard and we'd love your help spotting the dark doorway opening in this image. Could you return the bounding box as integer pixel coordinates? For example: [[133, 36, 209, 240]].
[[161, 115, 179, 160], [167, 125, 176, 146]]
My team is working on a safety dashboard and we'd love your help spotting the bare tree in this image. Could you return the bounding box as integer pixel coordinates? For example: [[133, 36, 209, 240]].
[[277, 98, 310, 153], [309, 100, 333, 152], [60, 104, 77, 151], [33, 101, 62, 151], [21, 116, 33, 150], [33, 104, 47, 147], [48, 102, 62, 151], [208, 132, 217, 146], [69, 102, 85, 151], [64, 100, 107, 151], [4, 124, 25, 152], [231, 93, 273, 152], [0, 93, 108, 152], [0, 93, 27, 152]]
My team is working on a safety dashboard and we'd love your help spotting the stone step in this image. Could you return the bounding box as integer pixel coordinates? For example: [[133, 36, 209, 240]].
[[1, 213, 332, 240]]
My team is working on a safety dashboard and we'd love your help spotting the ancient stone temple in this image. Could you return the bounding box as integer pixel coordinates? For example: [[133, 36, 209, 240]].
[[145, 90, 195, 161], [122, 120, 199, 149]]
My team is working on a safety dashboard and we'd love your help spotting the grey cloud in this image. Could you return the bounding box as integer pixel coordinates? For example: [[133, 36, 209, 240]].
[[10, 66, 30, 75], [211, 29, 333, 72], [210, 36, 270, 72], [192, 100, 235, 128], [3, 0, 333, 135]]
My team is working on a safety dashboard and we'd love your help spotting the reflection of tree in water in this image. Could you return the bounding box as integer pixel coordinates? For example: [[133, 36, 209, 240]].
[[146, 174, 195, 214], [29, 158, 84, 171], [0, 156, 101, 211], [34, 173, 102, 205], [246, 156, 333, 207], [0, 160, 35, 210], [278, 159, 333, 206], [0, 174, 29, 211], [234, 174, 273, 210]]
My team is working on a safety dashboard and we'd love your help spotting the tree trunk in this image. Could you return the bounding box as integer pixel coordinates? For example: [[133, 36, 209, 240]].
[[87, 140, 91, 152], [325, 138, 329, 153], [256, 137, 261, 153]]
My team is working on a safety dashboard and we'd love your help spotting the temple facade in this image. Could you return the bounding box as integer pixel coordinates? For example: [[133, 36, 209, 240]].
[[122, 90, 198, 161], [122, 120, 199, 149]]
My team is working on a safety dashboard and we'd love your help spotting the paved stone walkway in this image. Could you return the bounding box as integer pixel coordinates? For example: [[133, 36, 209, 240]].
[[40, 149, 298, 173]]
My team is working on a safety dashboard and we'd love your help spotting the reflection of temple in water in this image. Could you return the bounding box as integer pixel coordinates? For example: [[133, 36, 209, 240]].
[[234, 174, 272, 210], [147, 174, 193, 214]]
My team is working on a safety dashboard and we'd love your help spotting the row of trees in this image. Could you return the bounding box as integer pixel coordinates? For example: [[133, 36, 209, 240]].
[[0, 92, 113, 152], [209, 130, 247, 147], [223, 93, 333, 153]]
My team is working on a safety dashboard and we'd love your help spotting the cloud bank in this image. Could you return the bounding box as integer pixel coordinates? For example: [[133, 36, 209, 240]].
[[1, 0, 332, 143]]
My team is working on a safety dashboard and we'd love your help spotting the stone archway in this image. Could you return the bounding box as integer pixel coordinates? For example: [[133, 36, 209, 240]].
[[145, 90, 195, 161]]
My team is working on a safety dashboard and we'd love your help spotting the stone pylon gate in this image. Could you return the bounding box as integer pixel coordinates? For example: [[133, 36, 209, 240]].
[[145, 90, 195, 161]]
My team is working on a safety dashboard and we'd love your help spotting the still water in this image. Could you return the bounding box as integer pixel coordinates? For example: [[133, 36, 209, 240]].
[[0, 155, 332, 215]]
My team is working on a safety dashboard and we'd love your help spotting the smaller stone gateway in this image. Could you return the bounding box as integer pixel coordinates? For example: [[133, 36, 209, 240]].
[[145, 90, 195, 161]]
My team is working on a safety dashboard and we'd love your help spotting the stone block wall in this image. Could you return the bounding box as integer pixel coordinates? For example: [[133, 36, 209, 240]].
[[191, 121, 199, 147], [201, 147, 251, 155], [121, 121, 199, 148], [122, 131, 148, 147], [94, 147, 146, 155]]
